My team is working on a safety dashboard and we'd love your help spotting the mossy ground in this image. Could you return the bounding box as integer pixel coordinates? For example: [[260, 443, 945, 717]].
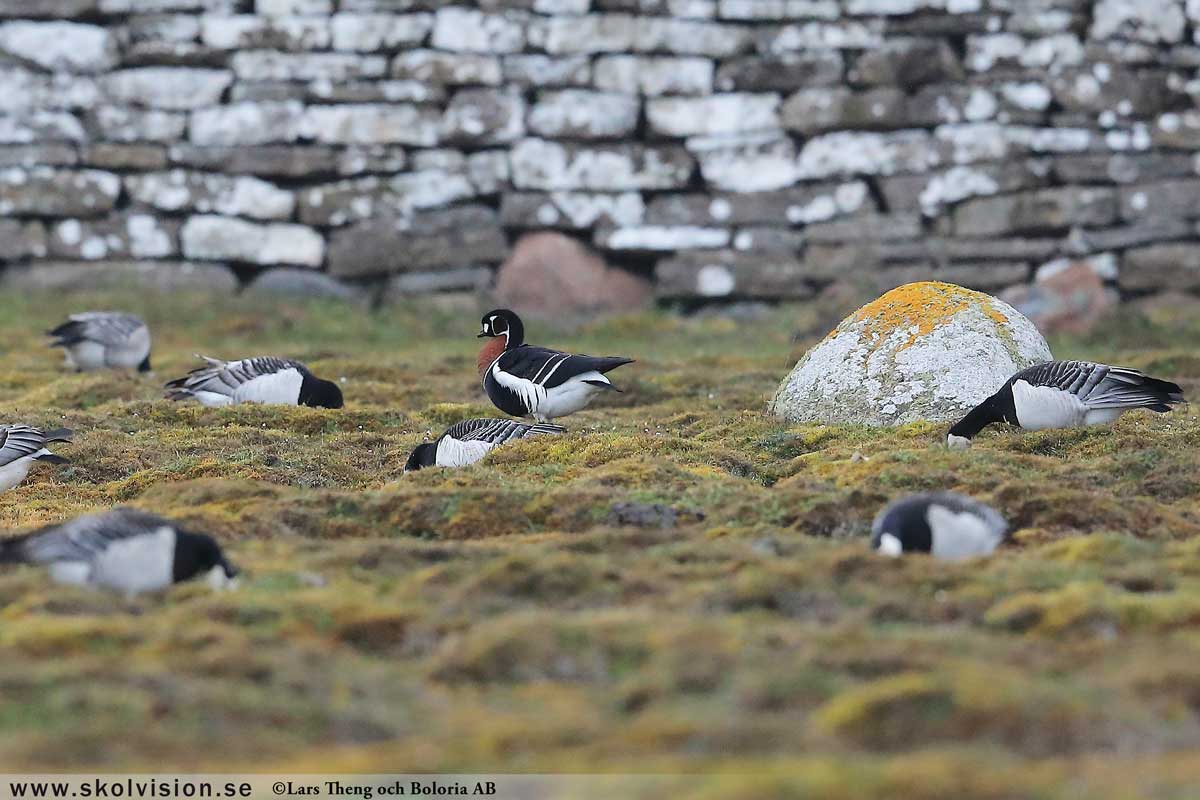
[[2, 289, 1200, 797]]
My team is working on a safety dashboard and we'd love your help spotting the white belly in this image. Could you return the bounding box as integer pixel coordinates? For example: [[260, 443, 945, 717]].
[[1083, 408, 1127, 425], [106, 327, 151, 369], [195, 391, 234, 407], [927, 506, 1001, 561], [536, 372, 607, 421], [1011, 380, 1087, 430], [88, 527, 176, 594], [231, 369, 303, 405], [436, 437, 495, 467], [0, 455, 35, 492], [66, 341, 106, 371]]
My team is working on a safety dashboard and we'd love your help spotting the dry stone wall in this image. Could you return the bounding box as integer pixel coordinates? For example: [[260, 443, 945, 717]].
[[0, 0, 1198, 304]]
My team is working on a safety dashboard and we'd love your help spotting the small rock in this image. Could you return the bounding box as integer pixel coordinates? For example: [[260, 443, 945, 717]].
[[245, 268, 369, 304], [1000, 257, 1118, 335], [494, 231, 653, 317], [607, 502, 678, 529]]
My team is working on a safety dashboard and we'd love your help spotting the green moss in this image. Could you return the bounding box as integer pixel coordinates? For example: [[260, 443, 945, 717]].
[[0, 289, 1198, 793]]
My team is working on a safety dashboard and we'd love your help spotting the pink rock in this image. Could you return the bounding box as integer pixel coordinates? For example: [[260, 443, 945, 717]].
[[493, 232, 653, 317], [1000, 258, 1118, 335]]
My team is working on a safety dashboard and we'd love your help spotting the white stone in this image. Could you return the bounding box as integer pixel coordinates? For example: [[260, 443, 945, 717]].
[[232, 51, 386, 82], [1009, 126, 1092, 153], [1000, 82, 1052, 111], [532, 14, 752, 56], [919, 166, 999, 215], [0, 68, 98, 112], [718, 0, 840, 19], [796, 130, 939, 178], [432, 8, 524, 53], [181, 215, 325, 267], [599, 226, 730, 250], [529, 91, 639, 139], [1091, 0, 1186, 44], [467, 150, 510, 194], [0, 112, 85, 143], [127, 171, 295, 220], [689, 132, 799, 192], [258, 0, 331, 14], [302, 104, 442, 146], [593, 56, 714, 96], [648, 94, 780, 137], [510, 138, 692, 191], [966, 33, 1023, 71], [934, 122, 1011, 164], [697, 263, 736, 296], [765, 22, 882, 52], [200, 15, 331, 50], [97, 107, 186, 143], [0, 22, 115, 73], [125, 215, 174, 258], [547, 192, 645, 228], [100, 68, 233, 111], [392, 50, 502, 85], [330, 13, 432, 51], [1036, 253, 1118, 282], [770, 281, 1053, 425], [189, 102, 306, 146]]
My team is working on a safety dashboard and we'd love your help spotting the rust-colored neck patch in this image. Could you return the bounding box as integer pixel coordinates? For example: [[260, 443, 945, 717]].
[[477, 336, 507, 378]]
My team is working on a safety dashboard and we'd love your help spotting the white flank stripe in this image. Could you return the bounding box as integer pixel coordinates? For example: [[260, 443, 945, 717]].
[[493, 362, 546, 415], [538, 354, 571, 387], [232, 368, 304, 405], [436, 436, 496, 467]]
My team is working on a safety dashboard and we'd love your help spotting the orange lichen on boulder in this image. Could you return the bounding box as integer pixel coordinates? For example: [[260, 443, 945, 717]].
[[845, 281, 1011, 351]]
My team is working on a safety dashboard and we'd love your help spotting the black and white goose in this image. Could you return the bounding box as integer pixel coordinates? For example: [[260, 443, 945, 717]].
[[871, 492, 1008, 561], [47, 312, 151, 372], [477, 309, 634, 422], [405, 418, 565, 471], [947, 360, 1185, 448], [164, 355, 344, 408], [0, 425, 72, 492], [0, 507, 238, 595]]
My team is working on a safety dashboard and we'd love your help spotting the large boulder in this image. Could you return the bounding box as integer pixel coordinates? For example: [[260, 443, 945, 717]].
[[770, 281, 1051, 426]]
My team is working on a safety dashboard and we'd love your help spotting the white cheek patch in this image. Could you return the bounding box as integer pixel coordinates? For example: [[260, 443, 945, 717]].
[[206, 565, 236, 590], [947, 434, 972, 449], [877, 533, 903, 557]]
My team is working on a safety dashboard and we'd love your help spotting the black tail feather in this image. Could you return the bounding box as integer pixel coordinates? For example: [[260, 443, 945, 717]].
[[35, 453, 69, 464], [0, 537, 21, 564], [595, 357, 635, 374], [584, 380, 621, 391], [1144, 376, 1185, 405], [43, 427, 72, 443]]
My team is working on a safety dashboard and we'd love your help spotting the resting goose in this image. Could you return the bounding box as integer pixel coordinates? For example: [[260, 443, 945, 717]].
[[477, 309, 634, 422], [948, 360, 1184, 448], [47, 312, 151, 372], [165, 355, 343, 408], [405, 418, 565, 471], [0, 507, 238, 595], [0, 425, 72, 492], [872, 492, 1008, 561]]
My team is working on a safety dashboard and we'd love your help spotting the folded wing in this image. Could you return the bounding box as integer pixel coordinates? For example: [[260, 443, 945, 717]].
[[1017, 360, 1184, 411]]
